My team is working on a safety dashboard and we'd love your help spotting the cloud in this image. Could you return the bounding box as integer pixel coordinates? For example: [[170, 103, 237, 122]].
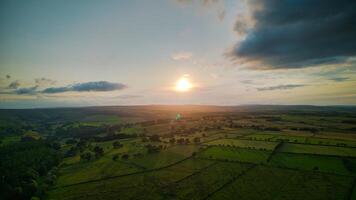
[[115, 94, 143, 99], [35, 78, 56, 86], [1, 81, 127, 96], [42, 81, 127, 94], [42, 86, 69, 94], [175, 0, 226, 21], [328, 77, 350, 82], [7, 81, 20, 89], [240, 80, 254, 84], [228, 0, 356, 69], [15, 86, 38, 95], [218, 9, 225, 21], [257, 84, 305, 91], [171, 52, 193, 61]]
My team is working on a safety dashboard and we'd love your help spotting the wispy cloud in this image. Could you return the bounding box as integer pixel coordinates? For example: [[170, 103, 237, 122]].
[[15, 86, 38, 95], [115, 94, 143, 99], [1, 81, 127, 95], [240, 80, 254, 85], [176, 0, 226, 21], [35, 78, 56, 86], [328, 77, 350, 82], [7, 81, 20, 89], [257, 84, 305, 91], [42, 81, 127, 94], [171, 52, 193, 61]]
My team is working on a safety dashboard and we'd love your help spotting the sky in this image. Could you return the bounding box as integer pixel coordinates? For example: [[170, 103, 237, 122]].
[[0, 0, 356, 108]]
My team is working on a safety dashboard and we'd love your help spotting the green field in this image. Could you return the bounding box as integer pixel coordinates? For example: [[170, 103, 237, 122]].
[[165, 162, 252, 200], [56, 157, 141, 186], [204, 138, 278, 150], [271, 135, 307, 143], [2, 105, 356, 200], [243, 133, 276, 140], [49, 158, 215, 200], [131, 145, 200, 169], [208, 165, 353, 200], [306, 137, 356, 147], [269, 152, 356, 175], [198, 146, 271, 164], [278, 143, 356, 157]]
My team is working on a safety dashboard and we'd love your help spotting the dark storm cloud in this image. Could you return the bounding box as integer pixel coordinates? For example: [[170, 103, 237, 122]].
[[41, 81, 127, 94], [229, 0, 356, 69], [257, 84, 305, 91], [7, 81, 20, 89]]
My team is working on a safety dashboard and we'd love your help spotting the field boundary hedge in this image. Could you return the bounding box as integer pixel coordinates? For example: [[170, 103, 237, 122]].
[[346, 177, 356, 200], [267, 141, 284, 162], [202, 164, 257, 200], [52, 154, 196, 189]]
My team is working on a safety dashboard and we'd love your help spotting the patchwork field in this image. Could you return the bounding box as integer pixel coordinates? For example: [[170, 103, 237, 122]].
[[198, 146, 271, 164], [269, 152, 356, 175], [278, 143, 356, 157], [208, 165, 353, 200], [130, 145, 200, 169], [2, 105, 356, 200]]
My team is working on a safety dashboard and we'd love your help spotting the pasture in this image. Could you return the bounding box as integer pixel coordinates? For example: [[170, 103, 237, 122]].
[[3, 105, 356, 200]]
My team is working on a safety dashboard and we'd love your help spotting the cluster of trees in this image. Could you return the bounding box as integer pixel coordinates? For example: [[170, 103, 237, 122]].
[[145, 144, 162, 153], [55, 123, 138, 141], [63, 139, 105, 161], [80, 146, 104, 161], [170, 124, 199, 135], [0, 140, 62, 200], [0, 125, 25, 136], [113, 141, 123, 149], [290, 127, 319, 133], [168, 137, 200, 145]]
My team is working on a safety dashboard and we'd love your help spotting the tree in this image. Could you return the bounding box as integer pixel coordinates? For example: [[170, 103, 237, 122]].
[[177, 138, 185, 145], [80, 152, 93, 161], [121, 154, 129, 160], [112, 154, 119, 161], [93, 146, 104, 158], [0, 140, 62, 200], [169, 138, 176, 144], [65, 146, 77, 157], [146, 144, 161, 153], [185, 138, 190, 144], [193, 137, 200, 144], [113, 141, 123, 149], [65, 139, 77, 145], [149, 134, 160, 142]]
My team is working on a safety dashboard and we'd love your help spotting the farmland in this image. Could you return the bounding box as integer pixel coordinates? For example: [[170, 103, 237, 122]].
[[1, 105, 356, 199]]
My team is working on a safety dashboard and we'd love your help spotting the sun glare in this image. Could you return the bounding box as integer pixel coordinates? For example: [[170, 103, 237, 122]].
[[175, 77, 193, 92]]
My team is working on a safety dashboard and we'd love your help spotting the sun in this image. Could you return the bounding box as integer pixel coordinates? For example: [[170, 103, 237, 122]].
[[175, 77, 193, 92]]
